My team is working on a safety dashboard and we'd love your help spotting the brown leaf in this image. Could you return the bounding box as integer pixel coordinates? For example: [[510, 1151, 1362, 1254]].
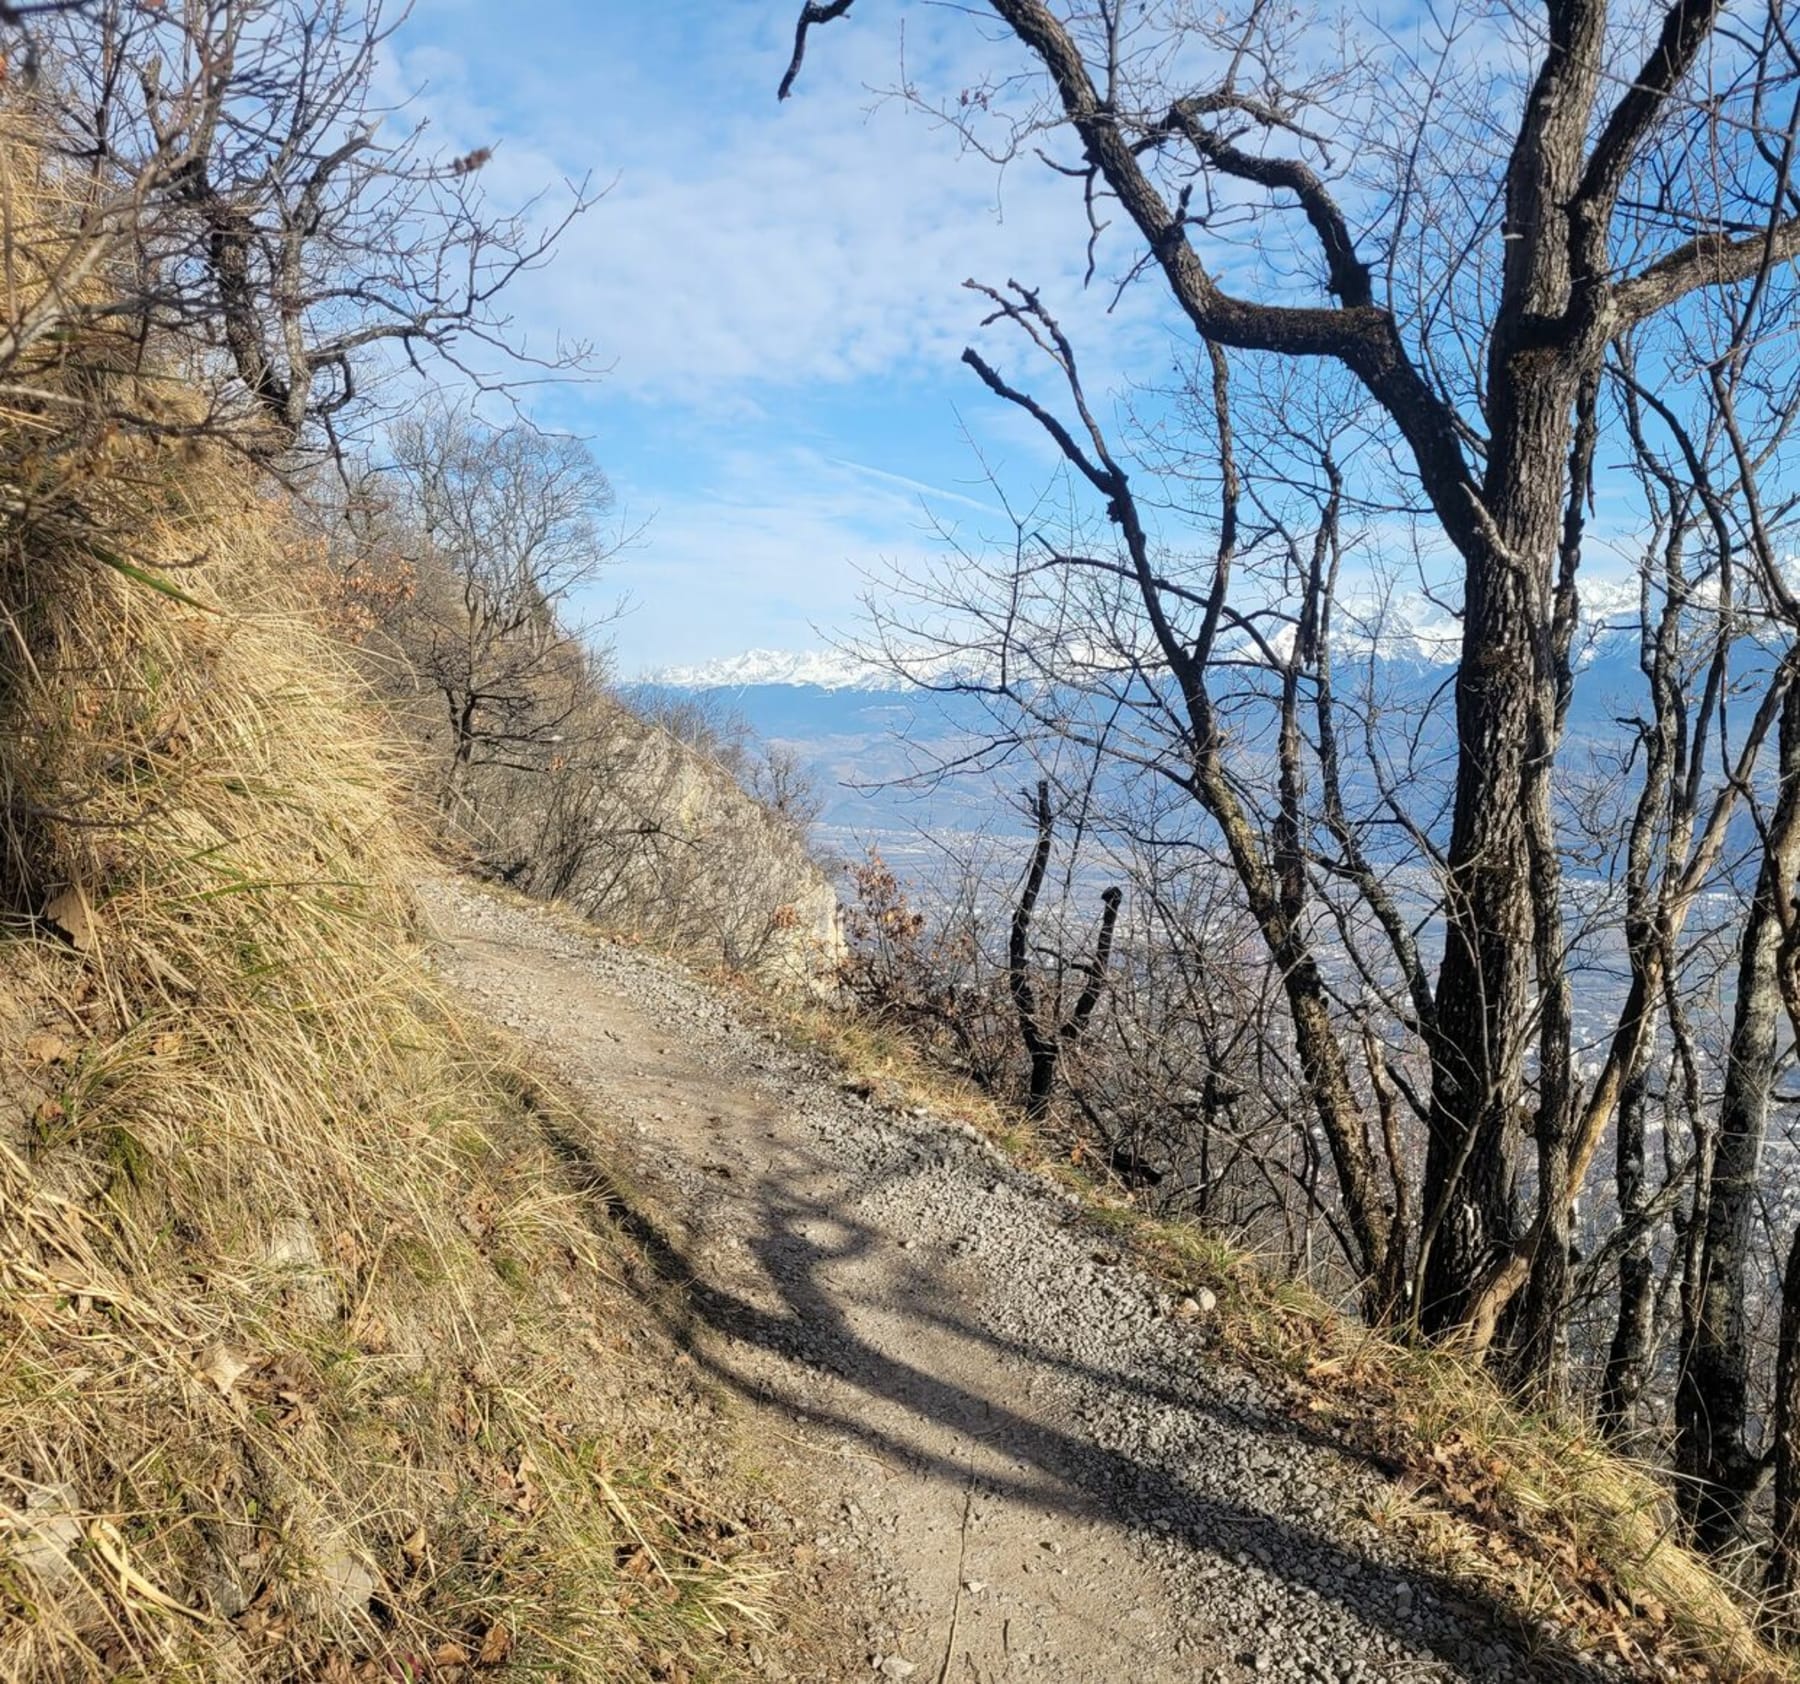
[[475, 1623, 512, 1667], [432, 1642, 471, 1666], [510, 1452, 540, 1515], [44, 887, 97, 952], [22, 1030, 72, 1065], [196, 1340, 255, 1398]]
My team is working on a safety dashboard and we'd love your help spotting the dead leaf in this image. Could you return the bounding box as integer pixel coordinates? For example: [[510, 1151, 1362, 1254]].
[[44, 887, 96, 952], [510, 1452, 540, 1515], [196, 1341, 255, 1398], [476, 1623, 512, 1667], [22, 1030, 72, 1065]]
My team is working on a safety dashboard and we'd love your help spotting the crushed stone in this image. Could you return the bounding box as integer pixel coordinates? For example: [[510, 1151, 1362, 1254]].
[[420, 876, 1630, 1684]]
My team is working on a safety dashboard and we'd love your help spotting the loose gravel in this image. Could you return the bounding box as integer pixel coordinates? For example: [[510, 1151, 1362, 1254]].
[[420, 877, 1623, 1684]]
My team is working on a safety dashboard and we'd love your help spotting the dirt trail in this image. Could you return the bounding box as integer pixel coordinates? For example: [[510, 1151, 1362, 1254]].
[[420, 878, 1615, 1684]]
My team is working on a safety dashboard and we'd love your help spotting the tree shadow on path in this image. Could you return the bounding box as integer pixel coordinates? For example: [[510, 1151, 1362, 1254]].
[[532, 1110, 1627, 1684]]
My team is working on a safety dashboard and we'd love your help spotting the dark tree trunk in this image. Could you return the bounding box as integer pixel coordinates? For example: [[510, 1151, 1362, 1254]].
[[1419, 477, 1571, 1334], [1009, 779, 1123, 1125], [1678, 675, 1800, 1550], [1011, 780, 1059, 1122], [1599, 1050, 1658, 1433], [1410, 0, 1607, 1343], [1766, 1220, 1800, 1617], [1600, 516, 1683, 1433]]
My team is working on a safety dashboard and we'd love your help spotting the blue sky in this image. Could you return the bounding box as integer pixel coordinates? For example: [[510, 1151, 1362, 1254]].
[[370, 5, 1705, 682], [386, 1, 1180, 674]]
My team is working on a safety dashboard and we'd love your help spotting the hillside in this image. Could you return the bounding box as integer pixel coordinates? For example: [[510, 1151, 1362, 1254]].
[[0, 422, 1776, 1681], [9, 2, 1800, 1680], [1, 480, 1785, 1680], [0, 441, 867, 1678], [423, 874, 1777, 1683]]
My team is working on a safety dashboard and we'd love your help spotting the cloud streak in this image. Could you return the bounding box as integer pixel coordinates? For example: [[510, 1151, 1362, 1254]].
[[384, 3, 1199, 667]]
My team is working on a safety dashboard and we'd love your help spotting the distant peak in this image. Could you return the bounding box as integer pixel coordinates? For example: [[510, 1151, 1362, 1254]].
[[644, 648, 930, 691], [646, 593, 1653, 692]]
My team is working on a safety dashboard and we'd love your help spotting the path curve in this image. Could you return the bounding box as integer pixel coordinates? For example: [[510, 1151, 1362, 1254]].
[[421, 877, 1613, 1684]]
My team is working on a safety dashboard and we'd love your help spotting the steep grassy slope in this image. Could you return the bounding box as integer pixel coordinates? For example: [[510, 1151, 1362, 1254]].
[[0, 416, 800, 1678]]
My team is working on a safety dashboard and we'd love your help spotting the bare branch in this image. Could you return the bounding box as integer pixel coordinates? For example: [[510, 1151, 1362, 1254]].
[[778, 0, 858, 101]]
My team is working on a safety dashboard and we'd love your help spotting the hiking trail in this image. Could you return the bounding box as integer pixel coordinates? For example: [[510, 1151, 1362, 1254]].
[[421, 876, 1615, 1684]]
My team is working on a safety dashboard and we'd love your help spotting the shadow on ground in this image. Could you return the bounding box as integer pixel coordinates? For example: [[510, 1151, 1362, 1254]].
[[525, 1100, 1625, 1684]]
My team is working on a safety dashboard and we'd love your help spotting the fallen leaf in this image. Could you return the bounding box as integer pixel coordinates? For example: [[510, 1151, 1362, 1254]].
[[196, 1341, 254, 1398], [22, 1030, 72, 1065], [476, 1623, 512, 1666], [510, 1452, 540, 1515], [44, 887, 96, 952]]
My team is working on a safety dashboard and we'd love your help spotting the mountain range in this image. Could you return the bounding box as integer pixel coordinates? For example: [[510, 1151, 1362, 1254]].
[[630, 607, 1711, 872]]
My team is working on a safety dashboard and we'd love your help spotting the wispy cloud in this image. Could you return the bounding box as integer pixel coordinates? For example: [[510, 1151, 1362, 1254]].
[[382, 3, 1197, 666], [392, 4, 1170, 404], [825, 457, 1002, 517]]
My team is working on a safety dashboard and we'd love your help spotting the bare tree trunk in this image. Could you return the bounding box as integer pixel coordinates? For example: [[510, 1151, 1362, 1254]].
[[1009, 779, 1123, 1124], [1600, 504, 1686, 1432], [1011, 779, 1059, 1121], [1766, 1220, 1800, 1617], [1678, 674, 1800, 1549], [1600, 1054, 1658, 1433], [1419, 501, 1570, 1336]]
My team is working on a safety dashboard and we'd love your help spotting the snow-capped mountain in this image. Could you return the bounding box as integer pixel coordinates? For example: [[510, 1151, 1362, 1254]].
[[642, 581, 1665, 694], [646, 648, 913, 691]]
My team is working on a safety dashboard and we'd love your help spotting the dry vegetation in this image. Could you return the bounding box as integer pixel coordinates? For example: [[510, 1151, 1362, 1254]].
[[5, 11, 1794, 1678], [0, 113, 817, 1684], [302, 415, 840, 990]]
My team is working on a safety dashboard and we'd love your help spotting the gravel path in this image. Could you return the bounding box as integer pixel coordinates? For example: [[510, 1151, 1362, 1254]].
[[420, 877, 1622, 1684]]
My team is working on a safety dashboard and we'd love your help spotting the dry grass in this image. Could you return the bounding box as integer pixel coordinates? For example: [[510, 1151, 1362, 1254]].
[[0, 141, 795, 1675], [0, 81, 1769, 1684], [742, 981, 1798, 1682]]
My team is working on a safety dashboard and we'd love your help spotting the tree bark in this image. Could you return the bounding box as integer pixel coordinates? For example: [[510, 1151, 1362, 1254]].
[[1765, 1219, 1800, 1619], [1677, 674, 1800, 1549], [1009, 778, 1123, 1125], [1600, 1066, 1657, 1433], [1600, 513, 1685, 1432]]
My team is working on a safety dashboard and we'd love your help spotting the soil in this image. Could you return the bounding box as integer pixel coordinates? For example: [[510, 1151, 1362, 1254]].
[[420, 876, 1633, 1684]]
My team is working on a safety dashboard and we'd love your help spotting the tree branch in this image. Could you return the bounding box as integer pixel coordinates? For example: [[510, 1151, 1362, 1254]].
[[1615, 218, 1800, 325], [778, 0, 857, 101], [1158, 99, 1372, 306]]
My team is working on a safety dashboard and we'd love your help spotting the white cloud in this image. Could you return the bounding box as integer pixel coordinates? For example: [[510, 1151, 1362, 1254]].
[[373, 5, 1265, 668], [595, 441, 969, 672], [387, 5, 1174, 408]]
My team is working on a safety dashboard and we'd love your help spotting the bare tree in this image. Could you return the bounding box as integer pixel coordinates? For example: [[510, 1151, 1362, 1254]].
[[383, 402, 614, 814], [782, 0, 1800, 1402], [5, 0, 594, 460], [1008, 777, 1123, 1122]]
